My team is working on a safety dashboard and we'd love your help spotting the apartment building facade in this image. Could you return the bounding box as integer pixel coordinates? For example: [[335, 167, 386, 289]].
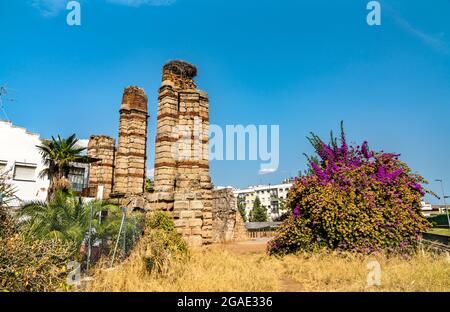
[[234, 182, 293, 221]]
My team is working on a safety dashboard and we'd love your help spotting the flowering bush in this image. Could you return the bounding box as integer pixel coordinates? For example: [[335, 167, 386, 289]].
[[268, 123, 431, 255]]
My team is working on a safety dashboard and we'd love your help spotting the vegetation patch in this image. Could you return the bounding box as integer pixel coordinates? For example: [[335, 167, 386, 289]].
[[86, 242, 450, 292], [268, 123, 431, 255], [428, 214, 450, 227]]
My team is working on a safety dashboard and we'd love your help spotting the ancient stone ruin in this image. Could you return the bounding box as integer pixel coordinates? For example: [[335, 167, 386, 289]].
[[87, 60, 247, 246], [212, 188, 248, 242], [113, 86, 148, 196]]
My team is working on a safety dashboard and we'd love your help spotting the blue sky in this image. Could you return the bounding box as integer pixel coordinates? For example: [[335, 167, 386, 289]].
[[0, 0, 449, 203]]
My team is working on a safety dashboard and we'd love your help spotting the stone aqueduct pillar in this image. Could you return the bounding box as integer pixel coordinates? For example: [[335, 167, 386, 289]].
[[87, 135, 115, 199], [113, 86, 149, 195], [153, 61, 213, 246]]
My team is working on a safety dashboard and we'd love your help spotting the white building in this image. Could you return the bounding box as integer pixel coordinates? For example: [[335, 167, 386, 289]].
[[0, 120, 89, 207], [0, 120, 50, 206], [234, 182, 293, 221]]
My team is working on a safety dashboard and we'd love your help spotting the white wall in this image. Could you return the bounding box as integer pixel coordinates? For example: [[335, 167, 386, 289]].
[[0, 120, 49, 205]]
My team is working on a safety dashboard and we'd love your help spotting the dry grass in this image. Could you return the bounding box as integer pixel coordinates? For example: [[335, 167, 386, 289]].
[[85, 241, 450, 292], [85, 246, 280, 292], [276, 251, 450, 292]]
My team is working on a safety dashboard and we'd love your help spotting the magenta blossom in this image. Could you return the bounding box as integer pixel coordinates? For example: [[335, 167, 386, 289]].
[[293, 204, 300, 218]]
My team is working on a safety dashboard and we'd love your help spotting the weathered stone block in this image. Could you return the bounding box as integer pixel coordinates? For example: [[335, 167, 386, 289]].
[[188, 218, 203, 228]]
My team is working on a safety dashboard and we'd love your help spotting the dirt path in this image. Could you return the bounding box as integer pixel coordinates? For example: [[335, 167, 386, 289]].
[[220, 238, 305, 292], [221, 238, 270, 255]]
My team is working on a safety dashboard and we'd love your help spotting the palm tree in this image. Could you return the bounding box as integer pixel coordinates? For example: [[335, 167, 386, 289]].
[[17, 191, 143, 255], [19, 191, 107, 244], [37, 134, 87, 199]]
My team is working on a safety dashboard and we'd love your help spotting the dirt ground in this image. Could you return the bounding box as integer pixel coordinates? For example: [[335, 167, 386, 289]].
[[219, 238, 270, 255], [219, 238, 305, 291]]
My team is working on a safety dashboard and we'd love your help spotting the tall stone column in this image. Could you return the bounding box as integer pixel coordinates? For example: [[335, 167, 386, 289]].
[[87, 135, 115, 199], [153, 61, 213, 246], [113, 86, 149, 195]]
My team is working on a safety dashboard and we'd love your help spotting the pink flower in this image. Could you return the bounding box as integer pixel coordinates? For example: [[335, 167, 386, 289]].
[[293, 204, 300, 218]]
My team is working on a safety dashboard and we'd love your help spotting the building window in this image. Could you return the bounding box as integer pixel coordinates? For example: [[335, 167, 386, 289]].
[[68, 167, 87, 193], [13, 163, 37, 182]]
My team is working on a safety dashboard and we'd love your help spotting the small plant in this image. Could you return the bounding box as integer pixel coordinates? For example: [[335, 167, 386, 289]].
[[145, 177, 154, 193], [147, 211, 175, 232], [139, 211, 187, 275]]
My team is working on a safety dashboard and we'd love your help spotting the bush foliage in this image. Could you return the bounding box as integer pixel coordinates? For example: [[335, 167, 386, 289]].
[[0, 233, 78, 292], [268, 123, 431, 255], [427, 214, 450, 227], [139, 211, 187, 275]]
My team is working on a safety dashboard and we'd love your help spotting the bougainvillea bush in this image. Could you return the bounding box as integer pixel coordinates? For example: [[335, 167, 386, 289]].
[[268, 123, 431, 255]]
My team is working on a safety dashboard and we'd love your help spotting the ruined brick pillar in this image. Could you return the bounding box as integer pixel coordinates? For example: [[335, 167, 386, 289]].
[[113, 86, 148, 195], [87, 135, 115, 199], [153, 61, 213, 246]]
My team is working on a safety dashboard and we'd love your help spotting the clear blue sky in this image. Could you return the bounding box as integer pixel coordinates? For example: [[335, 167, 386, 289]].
[[1, 0, 449, 203]]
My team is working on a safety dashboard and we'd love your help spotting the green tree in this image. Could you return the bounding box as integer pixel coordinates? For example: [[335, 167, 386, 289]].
[[37, 134, 88, 199], [146, 177, 154, 192], [237, 197, 247, 222], [251, 197, 267, 222]]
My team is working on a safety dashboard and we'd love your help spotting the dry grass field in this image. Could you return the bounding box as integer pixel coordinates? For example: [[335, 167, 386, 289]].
[[85, 239, 450, 292]]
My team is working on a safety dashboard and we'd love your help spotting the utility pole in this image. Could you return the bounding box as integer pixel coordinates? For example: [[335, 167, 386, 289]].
[[435, 179, 450, 228]]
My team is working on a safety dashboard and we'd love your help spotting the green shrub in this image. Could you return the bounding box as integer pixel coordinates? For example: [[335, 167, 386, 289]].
[[267, 217, 317, 255], [139, 211, 187, 275], [140, 229, 188, 275], [427, 214, 450, 227], [147, 211, 175, 232]]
